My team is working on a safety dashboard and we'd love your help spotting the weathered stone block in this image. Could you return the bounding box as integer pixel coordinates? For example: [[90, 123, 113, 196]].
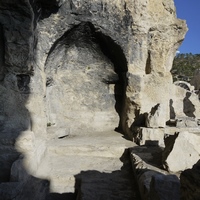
[[146, 104, 166, 128], [135, 127, 165, 147], [163, 131, 200, 172]]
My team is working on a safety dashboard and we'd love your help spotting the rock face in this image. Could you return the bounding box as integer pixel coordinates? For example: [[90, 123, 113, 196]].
[[0, 0, 187, 137], [45, 22, 121, 133], [0, 0, 187, 199]]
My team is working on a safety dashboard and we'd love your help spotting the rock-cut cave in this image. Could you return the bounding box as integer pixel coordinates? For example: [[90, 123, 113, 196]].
[[45, 22, 128, 135]]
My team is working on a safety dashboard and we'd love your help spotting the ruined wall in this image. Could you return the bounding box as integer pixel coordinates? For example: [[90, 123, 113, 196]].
[[0, 0, 187, 175]]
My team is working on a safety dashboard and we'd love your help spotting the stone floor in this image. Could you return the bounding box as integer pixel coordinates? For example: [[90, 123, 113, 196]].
[[36, 129, 140, 200]]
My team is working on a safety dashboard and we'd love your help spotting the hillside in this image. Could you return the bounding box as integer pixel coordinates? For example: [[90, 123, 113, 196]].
[[171, 53, 200, 82]]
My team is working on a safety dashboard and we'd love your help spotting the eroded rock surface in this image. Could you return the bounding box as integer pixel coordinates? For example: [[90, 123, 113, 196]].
[[0, 0, 188, 199], [45, 22, 122, 133]]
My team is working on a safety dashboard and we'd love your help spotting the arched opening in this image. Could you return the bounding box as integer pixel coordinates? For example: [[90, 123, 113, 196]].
[[45, 22, 128, 136]]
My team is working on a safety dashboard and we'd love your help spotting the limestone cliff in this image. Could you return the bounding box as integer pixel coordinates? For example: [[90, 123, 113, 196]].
[[0, 0, 187, 199], [0, 0, 187, 136]]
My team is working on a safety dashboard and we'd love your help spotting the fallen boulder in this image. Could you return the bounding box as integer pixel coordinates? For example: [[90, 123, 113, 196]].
[[162, 131, 200, 172]]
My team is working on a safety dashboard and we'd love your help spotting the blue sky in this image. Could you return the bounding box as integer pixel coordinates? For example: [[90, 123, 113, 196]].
[[174, 0, 200, 54]]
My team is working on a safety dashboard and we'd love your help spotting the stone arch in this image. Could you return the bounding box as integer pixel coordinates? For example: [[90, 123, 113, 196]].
[[174, 81, 191, 91], [45, 22, 128, 135]]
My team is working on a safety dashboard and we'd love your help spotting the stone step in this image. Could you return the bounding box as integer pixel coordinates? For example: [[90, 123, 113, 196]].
[[36, 130, 139, 198], [46, 131, 135, 158], [36, 154, 124, 193], [165, 126, 200, 135], [47, 143, 130, 158]]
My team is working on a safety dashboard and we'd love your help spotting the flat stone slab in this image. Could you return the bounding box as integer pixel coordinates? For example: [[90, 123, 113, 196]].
[[135, 126, 200, 144], [46, 130, 135, 158], [164, 126, 200, 135], [35, 130, 139, 199]]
